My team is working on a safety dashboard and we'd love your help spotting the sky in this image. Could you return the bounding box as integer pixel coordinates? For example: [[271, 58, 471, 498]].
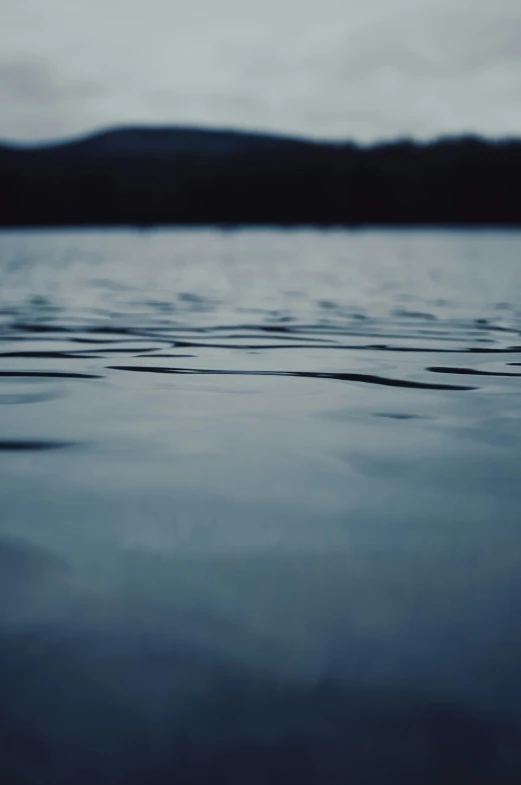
[[0, 0, 520, 143]]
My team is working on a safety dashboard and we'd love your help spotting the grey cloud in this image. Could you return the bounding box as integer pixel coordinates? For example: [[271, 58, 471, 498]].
[[318, 8, 521, 83], [145, 90, 262, 114], [0, 0, 520, 141], [0, 60, 97, 104], [0, 59, 103, 140]]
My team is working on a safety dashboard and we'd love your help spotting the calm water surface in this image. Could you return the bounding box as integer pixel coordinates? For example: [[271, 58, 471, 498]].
[[1, 229, 521, 783]]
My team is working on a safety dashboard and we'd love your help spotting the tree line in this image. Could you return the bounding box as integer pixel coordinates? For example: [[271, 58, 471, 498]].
[[0, 129, 520, 226]]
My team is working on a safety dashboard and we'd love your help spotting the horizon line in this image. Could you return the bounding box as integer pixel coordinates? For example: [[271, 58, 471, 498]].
[[1, 123, 520, 150]]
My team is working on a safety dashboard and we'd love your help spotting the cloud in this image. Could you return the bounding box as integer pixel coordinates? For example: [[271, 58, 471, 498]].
[[0, 0, 520, 141], [0, 59, 102, 140], [0, 60, 96, 105]]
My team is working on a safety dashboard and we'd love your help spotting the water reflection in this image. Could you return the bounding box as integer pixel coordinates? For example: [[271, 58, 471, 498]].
[[0, 228, 521, 783]]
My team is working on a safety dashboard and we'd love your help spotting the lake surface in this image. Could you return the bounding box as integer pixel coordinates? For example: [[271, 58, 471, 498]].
[[1, 228, 521, 784]]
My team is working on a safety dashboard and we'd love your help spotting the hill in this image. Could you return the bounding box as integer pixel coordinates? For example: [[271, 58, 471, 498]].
[[1, 126, 520, 226]]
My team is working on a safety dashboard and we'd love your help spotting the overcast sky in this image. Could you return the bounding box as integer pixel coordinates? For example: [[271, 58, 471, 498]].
[[1, 0, 520, 142]]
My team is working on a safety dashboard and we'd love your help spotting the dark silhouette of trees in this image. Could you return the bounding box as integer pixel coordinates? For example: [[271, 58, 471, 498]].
[[0, 128, 520, 227]]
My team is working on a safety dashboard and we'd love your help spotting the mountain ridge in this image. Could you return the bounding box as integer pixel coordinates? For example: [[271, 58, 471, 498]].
[[0, 125, 318, 157], [1, 125, 520, 226]]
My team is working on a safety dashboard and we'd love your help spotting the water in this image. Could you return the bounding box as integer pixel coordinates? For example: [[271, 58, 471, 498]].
[[1, 228, 521, 784]]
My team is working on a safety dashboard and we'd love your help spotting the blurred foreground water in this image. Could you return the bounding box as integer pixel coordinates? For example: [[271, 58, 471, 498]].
[[1, 228, 521, 783]]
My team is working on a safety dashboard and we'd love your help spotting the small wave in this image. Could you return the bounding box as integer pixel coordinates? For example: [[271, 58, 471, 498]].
[[10, 323, 72, 333], [108, 365, 477, 391], [0, 371, 104, 379], [0, 351, 101, 359], [375, 413, 432, 421], [0, 440, 77, 451], [427, 366, 521, 378]]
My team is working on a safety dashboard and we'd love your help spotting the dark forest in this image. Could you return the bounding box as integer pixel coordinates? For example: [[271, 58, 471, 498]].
[[1, 127, 520, 227]]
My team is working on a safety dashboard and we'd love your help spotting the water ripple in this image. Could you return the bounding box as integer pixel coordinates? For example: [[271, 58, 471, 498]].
[[1, 230, 521, 785], [427, 366, 521, 378], [0, 440, 77, 451], [108, 365, 477, 391], [0, 371, 104, 379], [1, 290, 520, 398]]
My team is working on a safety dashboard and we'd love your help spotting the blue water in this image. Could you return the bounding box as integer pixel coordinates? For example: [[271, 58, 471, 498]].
[[1, 228, 521, 783]]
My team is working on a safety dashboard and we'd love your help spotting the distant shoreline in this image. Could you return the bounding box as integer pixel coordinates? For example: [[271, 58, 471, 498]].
[[1, 126, 520, 227], [1, 224, 521, 232]]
